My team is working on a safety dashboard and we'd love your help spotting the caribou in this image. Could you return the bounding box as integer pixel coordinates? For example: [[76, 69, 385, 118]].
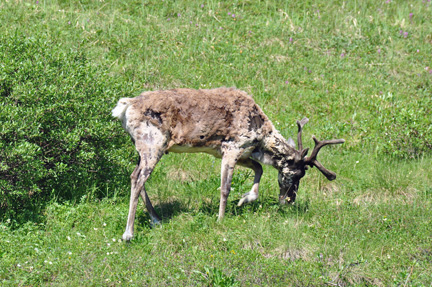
[[112, 87, 344, 241]]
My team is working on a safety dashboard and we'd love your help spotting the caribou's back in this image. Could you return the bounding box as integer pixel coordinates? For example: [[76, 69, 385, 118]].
[[120, 88, 273, 152]]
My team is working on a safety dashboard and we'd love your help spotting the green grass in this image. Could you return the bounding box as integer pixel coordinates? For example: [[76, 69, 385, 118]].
[[1, 0, 432, 285]]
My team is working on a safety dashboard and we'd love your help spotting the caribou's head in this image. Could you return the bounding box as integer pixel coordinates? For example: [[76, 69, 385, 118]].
[[278, 118, 345, 204]]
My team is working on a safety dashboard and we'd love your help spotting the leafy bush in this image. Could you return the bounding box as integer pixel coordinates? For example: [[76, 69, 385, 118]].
[[0, 34, 130, 224]]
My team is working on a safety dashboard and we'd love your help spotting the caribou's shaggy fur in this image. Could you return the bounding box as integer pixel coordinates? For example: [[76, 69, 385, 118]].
[[113, 87, 344, 241]]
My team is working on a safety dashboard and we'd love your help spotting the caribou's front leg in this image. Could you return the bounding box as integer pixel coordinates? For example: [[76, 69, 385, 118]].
[[218, 146, 244, 220], [237, 158, 263, 206]]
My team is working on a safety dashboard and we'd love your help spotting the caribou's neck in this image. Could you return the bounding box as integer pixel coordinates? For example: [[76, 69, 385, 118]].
[[251, 130, 297, 170]]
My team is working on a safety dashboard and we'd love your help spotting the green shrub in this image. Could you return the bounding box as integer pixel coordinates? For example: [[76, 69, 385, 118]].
[[0, 34, 130, 224]]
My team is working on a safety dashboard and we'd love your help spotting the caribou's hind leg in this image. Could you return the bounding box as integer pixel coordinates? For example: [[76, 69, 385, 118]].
[[122, 122, 166, 241]]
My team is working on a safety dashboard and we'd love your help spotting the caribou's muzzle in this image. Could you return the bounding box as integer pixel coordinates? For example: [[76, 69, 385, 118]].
[[279, 183, 298, 205]]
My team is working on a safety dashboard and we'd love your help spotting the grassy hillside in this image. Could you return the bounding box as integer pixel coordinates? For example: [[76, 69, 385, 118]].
[[1, 0, 431, 285]]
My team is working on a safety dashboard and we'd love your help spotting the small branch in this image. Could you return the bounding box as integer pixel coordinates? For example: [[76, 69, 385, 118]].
[[403, 263, 415, 287]]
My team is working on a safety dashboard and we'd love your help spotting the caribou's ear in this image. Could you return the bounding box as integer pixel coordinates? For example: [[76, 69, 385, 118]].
[[287, 137, 296, 149]]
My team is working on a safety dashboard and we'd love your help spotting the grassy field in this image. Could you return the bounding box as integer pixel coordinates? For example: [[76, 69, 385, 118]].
[[1, 0, 432, 285]]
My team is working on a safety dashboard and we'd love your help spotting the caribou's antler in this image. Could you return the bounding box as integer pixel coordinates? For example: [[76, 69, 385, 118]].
[[295, 117, 344, 180], [304, 136, 345, 180], [296, 117, 310, 158]]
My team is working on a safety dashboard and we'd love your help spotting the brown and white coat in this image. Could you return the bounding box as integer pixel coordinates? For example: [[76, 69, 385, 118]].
[[112, 87, 344, 241]]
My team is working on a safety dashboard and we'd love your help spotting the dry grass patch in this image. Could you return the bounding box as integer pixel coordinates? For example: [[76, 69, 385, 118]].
[[353, 187, 419, 206], [262, 246, 314, 262]]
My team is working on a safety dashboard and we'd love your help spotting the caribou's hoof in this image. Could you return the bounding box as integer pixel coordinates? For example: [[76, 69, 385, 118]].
[[150, 215, 162, 228], [237, 191, 258, 206], [122, 232, 133, 241]]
